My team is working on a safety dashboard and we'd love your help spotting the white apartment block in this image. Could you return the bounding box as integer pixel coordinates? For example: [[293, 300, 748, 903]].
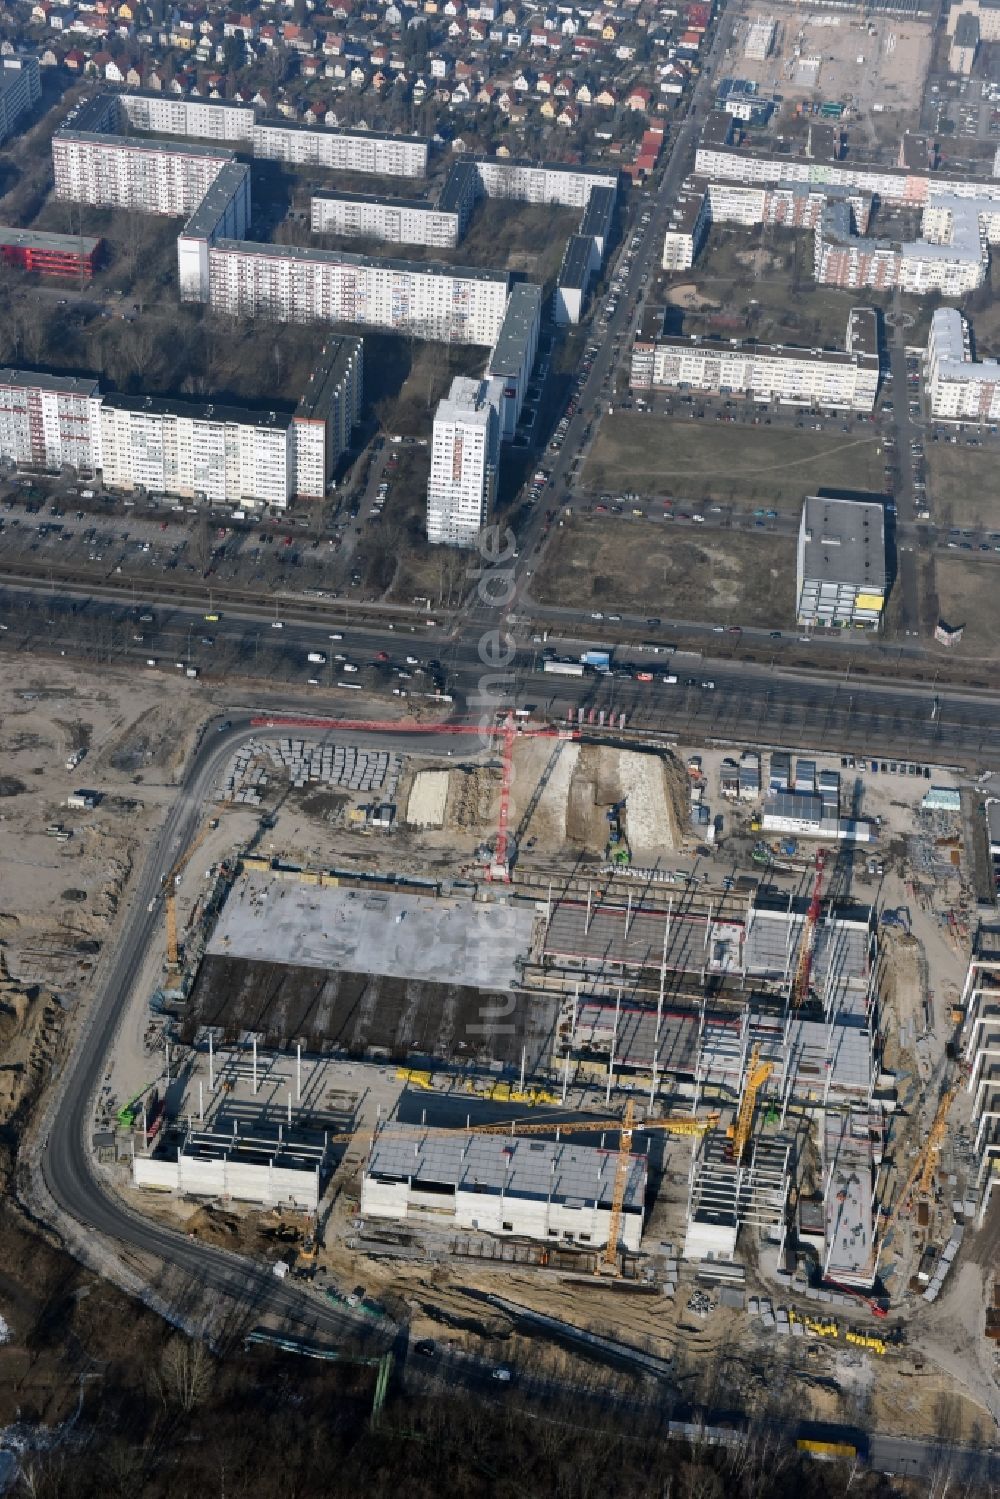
[[53, 130, 235, 216], [311, 191, 461, 249], [426, 376, 503, 547], [924, 307, 1000, 422], [631, 308, 880, 412], [0, 340, 361, 506], [176, 161, 253, 300], [199, 240, 510, 347], [252, 119, 428, 177], [0, 369, 102, 473], [99, 395, 294, 508], [0, 55, 41, 146], [485, 283, 542, 440], [118, 90, 256, 143], [471, 155, 619, 209]]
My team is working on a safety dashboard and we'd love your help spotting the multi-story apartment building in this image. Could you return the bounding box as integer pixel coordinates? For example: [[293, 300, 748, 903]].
[[98, 394, 295, 508], [814, 195, 992, 295], [53, 128, 235, 216], [796, 493, 886, 631], [198, 239, 510, 346], [310, 191, 462, 249], [631, 308, 880, 411], [662, 183, 712, 270], [0, 55, 41, 147], [0, 342, 362, 506], [176, 161, 253, 300], [663, 176, 869, 273], [924, 307, 1000, 421], [426, 376, 503, 547], [118, 90, 256, 143], [469, 156, 618, 209], [0, 369, 102, 473], [485, 283, 542, 440], [555, 234, 599, 325], [291, 337, 364, 497], [252, 119, 428, 177]]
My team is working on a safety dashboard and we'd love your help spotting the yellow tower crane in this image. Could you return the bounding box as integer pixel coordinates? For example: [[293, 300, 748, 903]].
[[599, 1096, 636, 1274], [877, 1084, 958, 1274], [726, 1044, 775, 1165]]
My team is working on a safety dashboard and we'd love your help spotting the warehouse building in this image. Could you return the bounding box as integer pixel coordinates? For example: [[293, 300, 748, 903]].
[[485, 283, 542, 440], [796, 492, 886, 629], [362, 1125, 647, 1250], [630, 307, 879, 411], [134, 1119, 327, 1211], [0, 225, 103, 281], [924, 307, 1000, 422], [0, 55, 40, 147]]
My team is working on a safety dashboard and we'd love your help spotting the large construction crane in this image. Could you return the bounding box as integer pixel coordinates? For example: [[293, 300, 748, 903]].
[[791, 848, 827, 1009], [250, 713, 578, 881], [877, 1083, 957, 1275], [601, 1096, 635, 1272], [726, 1044, 774, 1165]]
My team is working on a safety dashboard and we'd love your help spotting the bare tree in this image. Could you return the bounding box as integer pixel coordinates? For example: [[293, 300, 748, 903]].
[[155, 1335, 215, 1414]]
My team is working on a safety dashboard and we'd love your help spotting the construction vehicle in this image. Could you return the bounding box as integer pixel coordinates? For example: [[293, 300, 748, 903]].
[[250, 714, 578, 882], [605, 800, 631, 866], [725, 1045, 774, 1164], [791, 849, 827, 1008], [116, 1079, 160, 1129], [162, 819, 218, 976]]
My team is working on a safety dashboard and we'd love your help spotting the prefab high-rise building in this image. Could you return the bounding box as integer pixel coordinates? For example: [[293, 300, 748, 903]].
[[426, 376, 503, 548]]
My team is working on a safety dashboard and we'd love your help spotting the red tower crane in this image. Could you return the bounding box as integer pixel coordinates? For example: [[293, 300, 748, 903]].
[[250, 713, 578, 881], [791, 848, 827, 1008]]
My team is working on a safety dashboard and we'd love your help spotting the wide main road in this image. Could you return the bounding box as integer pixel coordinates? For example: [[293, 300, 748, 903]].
[[3, 577, 1000, 767]]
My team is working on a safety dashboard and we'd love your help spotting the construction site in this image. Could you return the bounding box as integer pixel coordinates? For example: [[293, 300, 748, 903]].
[[87, 706, 1000, 1438]]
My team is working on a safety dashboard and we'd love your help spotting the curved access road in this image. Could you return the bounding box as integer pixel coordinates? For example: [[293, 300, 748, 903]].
[[34, 711, 401, 1348]]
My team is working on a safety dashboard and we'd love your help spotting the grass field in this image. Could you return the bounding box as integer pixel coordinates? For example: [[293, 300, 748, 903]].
[[926, 444, 1000, 530], [584, 414, 886, 511], [933, 555, 1000, 658], [531, 515, 797, 626]]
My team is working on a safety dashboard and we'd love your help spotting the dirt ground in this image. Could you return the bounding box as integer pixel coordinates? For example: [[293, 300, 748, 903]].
[[584, 413, 886, 511], [932, 556, 1000, 659], [531, 515, 797, 627], [926, 445, 1000, 531], [0, 658, 209, 991]]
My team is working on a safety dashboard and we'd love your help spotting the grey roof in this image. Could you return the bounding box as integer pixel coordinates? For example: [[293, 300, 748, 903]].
[[182, 160, 249, 239], [0, 367, 100, 397], [211, 235, 510, 283], [294, 336, 362, 421], [255, 115, 428, 148], [954, 12, 980, 44], [437, 159, 480, 215], [488, 282, 541, 376], [762, 790, 824, 822], [580, 183, 617, 239], [847, 307, 880, 360], [558, 232, 594, 289], [799, 494, 887, 592], [57, 127, 235, 160], [0, 224, 101, 255], [312, 187, 433, 213], [102, 391, 291, 429], [366, 1125, 647, 1212], [59, 92, 118, 134]]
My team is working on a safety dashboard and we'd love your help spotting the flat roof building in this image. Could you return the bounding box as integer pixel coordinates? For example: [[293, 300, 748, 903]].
[[485, 283, 542, 440], [0, 55, 41, 147], [796, 492, 887, 629], [555, 233, 598, 325], [0, 224, 102, 280], [362, 1125, 647, 1251], [426, 375, 503, 547], [925, 306, 1000, 422]]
